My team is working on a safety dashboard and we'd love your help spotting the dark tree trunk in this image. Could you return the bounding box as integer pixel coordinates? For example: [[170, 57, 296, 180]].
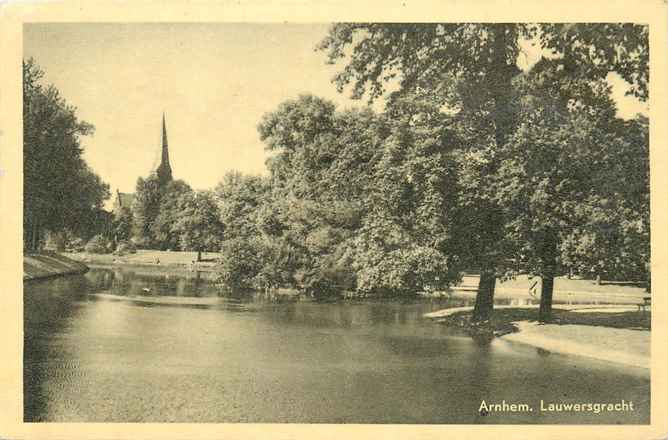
[[24, 218, 31, 253], [31, 220, 40, 253], [490, 25, 515, 149], [197, 250, 202, 262], [470, 25, 514, 324], [539, 275, 554, 322], [538, 231, 558, 323], [472, 270, 497, 322]]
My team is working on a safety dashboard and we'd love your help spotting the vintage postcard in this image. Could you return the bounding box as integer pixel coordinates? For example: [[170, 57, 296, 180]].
[[1, 1, 667, 439]]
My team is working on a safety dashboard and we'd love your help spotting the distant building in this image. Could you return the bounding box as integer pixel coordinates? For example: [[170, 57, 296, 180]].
[[112, 114, 173, 216]]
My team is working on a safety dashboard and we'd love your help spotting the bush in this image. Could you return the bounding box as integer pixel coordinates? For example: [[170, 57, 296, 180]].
[[68, 237, 86, 252], [216, 237, 264, 292], [85, 234, 111, 254], [44, 230, 72, 252], [114, 240, 137, 255]]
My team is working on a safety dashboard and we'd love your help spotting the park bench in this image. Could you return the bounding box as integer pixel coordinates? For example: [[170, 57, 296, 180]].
[[638, 296, 651, 315]]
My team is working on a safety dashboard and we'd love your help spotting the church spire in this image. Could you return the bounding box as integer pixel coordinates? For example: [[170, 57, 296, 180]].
[[156, 113, 173, 185]]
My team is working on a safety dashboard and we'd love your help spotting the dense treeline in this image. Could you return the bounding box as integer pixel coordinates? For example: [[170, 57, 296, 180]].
[[23, 59, 110, 251], [211, 24, 649, 322], [212, 90, 648, 310], [118, 175, 224, 261], [314, 23, 649, 321]]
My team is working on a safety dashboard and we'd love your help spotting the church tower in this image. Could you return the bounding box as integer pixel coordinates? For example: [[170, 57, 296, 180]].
[[156, 113, 173, 186]]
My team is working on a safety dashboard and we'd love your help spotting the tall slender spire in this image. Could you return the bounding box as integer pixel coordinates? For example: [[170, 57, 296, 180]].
[[156, 113, 173, 185]]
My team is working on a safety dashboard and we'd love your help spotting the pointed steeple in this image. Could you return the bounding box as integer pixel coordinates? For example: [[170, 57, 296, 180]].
[[156, 113, 173, 185]]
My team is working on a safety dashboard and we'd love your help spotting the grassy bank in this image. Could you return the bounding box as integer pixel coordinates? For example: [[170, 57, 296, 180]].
[[24, 252, 89, 281], [428, 306, 650, 370], [64, 250, 221, 271], [429, 306, 650, 334], [433, 274, 647, 304]]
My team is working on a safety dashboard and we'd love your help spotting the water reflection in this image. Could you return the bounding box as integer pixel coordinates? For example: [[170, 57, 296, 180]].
[[23, 268, 650, 424], [85, 266, 218, 298]]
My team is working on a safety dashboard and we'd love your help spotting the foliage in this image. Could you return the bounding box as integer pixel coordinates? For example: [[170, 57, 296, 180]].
[[23, 58, 110, 250], [558, 116, 649, 282], [44, 230, 73, 252], [151, 180, 193, 250], [255, 95, 385, 296], [344, 95, 462, 294], [216, 237, 265, 292], [486, 63, 649, 319], [68, 237, 86, 252], [114, 240, 137, 256], [317, 22, 649, 320], [215, 172, 269, 241], [347, 218, 456, 295], [112, 206, 134, 243], [131, 174, 163, 247], [172, 190, 224, 258], [85, 234, 112, 254]]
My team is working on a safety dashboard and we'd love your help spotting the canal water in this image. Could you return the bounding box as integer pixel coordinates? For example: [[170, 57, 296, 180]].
[[24, 267, 650, 423]]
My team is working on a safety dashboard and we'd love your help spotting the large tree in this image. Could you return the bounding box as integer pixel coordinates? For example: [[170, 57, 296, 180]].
[[131, 173, 163, 247], [257, 95, 382, 295], [345, 95, 461, 295], [172, 190, 224, 262], [317, 23, 648, 321], [215, 171, 270, 242], [23, 58, 110, 251], [492, 79, 648, 320], [112, 206, 133, 243], [151, 179, 193, 250]]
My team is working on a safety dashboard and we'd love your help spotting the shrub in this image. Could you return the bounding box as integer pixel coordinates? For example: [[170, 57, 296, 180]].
[[114, 240, 137, 255], [216, 237, 264, 292], [68, 237, 86, 252], [85, 234, 111, 254], [44, 231, 68, 251]]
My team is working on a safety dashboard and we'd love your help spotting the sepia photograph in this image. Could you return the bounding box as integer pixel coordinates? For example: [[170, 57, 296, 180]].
[[10, 10, 661, 432]]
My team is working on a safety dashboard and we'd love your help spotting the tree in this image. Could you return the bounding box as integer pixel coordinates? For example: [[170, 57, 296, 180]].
[[559, 116, 649, 287], [131, 173, 162, 247], [318, 23, 649, 322], [489, 57, 649, 321], [151, 179, 193, 250], [23, 58, 110, 250], [217, 237, 265, 292], [173, 190, 224, 261], [257, 95, 383, 296], [112, 206, 134, 243], [215, 171, 269, 242], [255, 94, 466, 297], [346, 95, 461, 295]]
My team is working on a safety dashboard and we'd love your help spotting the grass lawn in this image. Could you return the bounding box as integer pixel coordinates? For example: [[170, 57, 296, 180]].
[[436, 307, 650, 333], [454, 274, 647, 301], [434, 306, 650, 369], [64, 249, 222, 268]]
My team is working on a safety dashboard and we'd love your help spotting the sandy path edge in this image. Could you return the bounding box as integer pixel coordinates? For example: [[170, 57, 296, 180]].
[[500, 321, 650, 371]]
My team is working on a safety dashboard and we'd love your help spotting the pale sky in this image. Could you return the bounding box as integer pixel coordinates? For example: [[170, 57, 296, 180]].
[[24, 23, 647, 209]]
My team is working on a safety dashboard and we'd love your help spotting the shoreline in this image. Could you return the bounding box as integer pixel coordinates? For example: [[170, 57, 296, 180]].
[[499, 321, 650, 371], [424, 306, 650, 371], [24, 252, 89, 281], [62, 250, 219, 271]]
